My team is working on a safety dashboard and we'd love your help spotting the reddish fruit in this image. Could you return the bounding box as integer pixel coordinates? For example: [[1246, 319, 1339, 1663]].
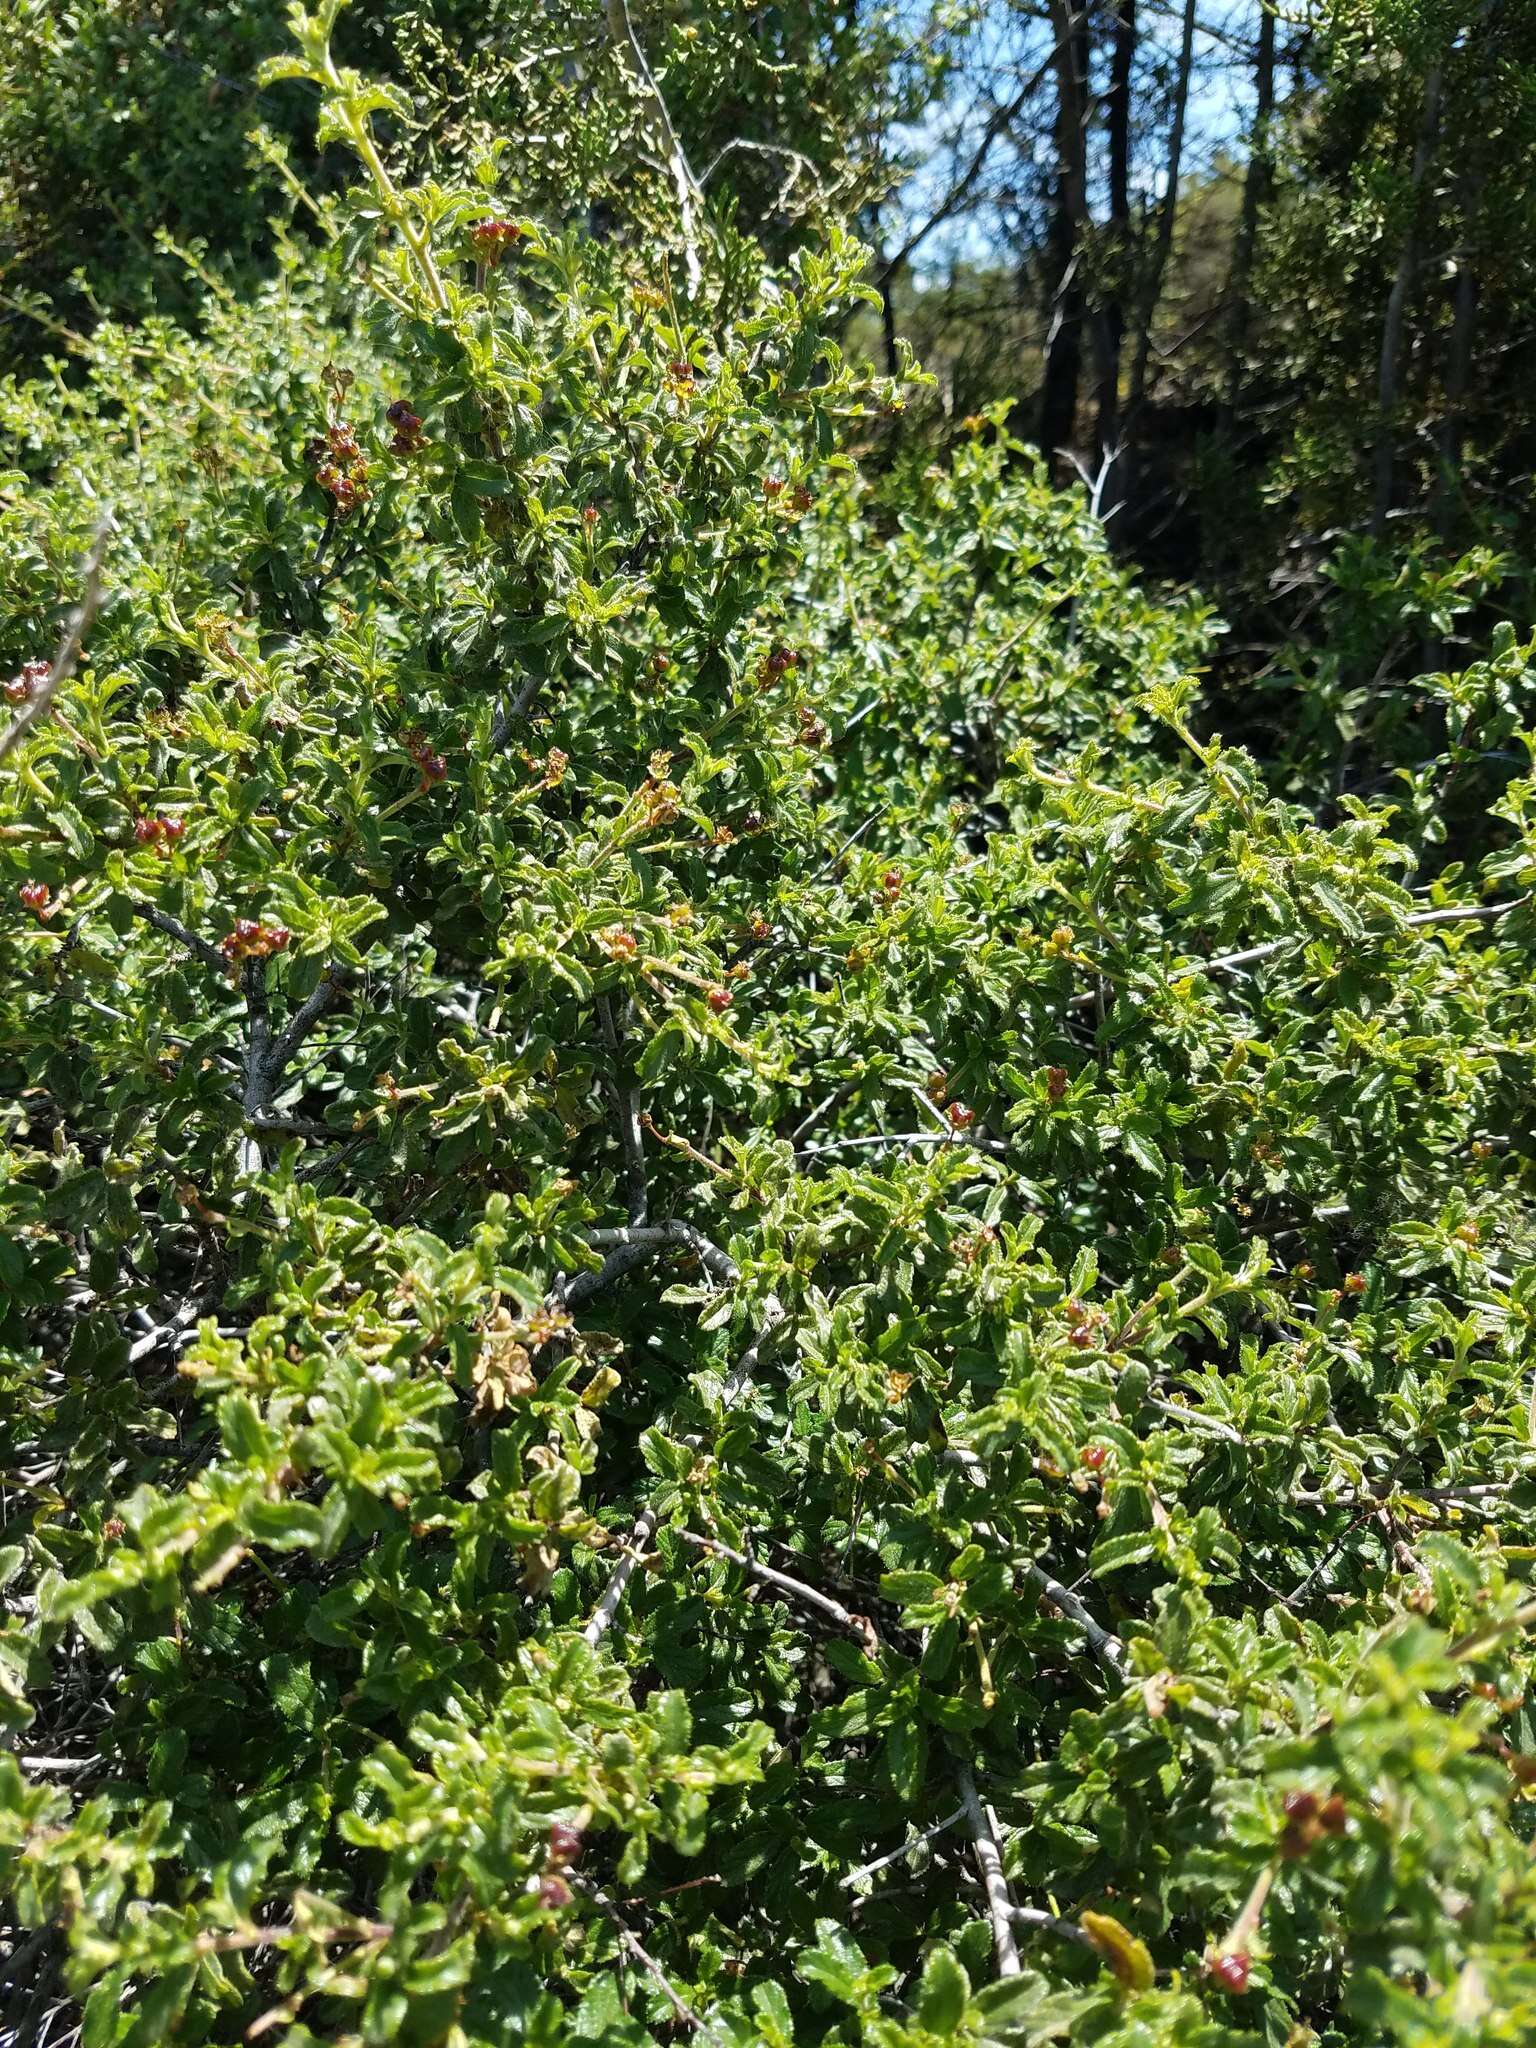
[[582, 504, 599, 528], [418, 752, 447, 787], [1209, 1953, 1250, 1993], [1046, 1065, 1068, 1102], [1342, 1272, 1366, 1295], [1318, 1795, 1348, 1835], [1080, 1444, 1108, 1471], [651, 652, 672, 674], [134, 816, 160, 844], [707, 986, 733, 1013], [763, 476, 785, 497], [19, 879, 50, 915], [947, 1102, 975, 1129], [880, 870, 903, 896], [162, 816, 186, 843], [1283, 1789, 1319, 1822], [472, 218, 522, 260], [749, 916, 772, 941], [547, 1821, 583, 1867], [537, 1875, 572, 1909], [1068, 1325, 1096, 1349]]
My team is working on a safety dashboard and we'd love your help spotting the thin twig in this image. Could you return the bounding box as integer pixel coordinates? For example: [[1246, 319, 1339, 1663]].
[[1069, 895, 1531, 1010], [1009, 1906, 1097, 1948], [576, 1878, 730, 2048], [957, 1764, 1020, 1978], [676, 1528, 876, 1645], [841, 1806, 965, 1888], [604, 0, 705, 294], [582, 1300, 786, 1645], [0, 517, 112, 767]]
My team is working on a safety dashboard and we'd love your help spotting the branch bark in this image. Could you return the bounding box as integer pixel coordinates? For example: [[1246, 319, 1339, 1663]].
[[957, 1764, 1021, 1978]]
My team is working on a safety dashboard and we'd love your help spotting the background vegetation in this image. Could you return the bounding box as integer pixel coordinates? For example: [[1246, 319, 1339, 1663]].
[[2, 2, 1535, 2045]]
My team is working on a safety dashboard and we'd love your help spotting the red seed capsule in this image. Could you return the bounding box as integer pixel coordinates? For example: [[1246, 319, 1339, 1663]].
[[1209, 1952, 1249, 1993], [547, 1821, 583, 1867]]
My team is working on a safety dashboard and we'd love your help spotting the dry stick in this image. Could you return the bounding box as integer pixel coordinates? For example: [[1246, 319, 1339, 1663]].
[[0, 516, 112, 767], [840, 1805, 966, 1889], [956, 1763, 1021, 1979], [675, 1528, 874, 1643], [577, 1878, 731, 2048]]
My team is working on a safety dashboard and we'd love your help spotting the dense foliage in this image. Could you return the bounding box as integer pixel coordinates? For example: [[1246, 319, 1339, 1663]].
[[4, 4, 1536, 2047]]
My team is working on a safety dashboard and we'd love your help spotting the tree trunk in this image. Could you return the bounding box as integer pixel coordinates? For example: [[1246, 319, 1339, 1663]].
[[1037, 0, 1090, 471], [1369, 63, 1443, 538], [1093, 0, 1137, 457], [1220, 0, 1276, 432], [1124, 0, 1196, 428], [1429, 152, 1481, 553]]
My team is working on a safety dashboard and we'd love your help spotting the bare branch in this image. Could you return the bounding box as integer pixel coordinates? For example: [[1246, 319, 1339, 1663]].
[[587, 1221, 738, 1286], [1069, 894, 1531, 1010], [597, 995, 649, 1225], [1023, 1560, 1129, 1677], [676, 1528, 877, 1646], [604, 0, 705, 294], [800, 1132, 1008, 1159], [583, 1506, 659, 1650], [129, 901, 229, 977], [489, 668, 544, 752], [0, 516, 112, 767], [263, 969, 350, 1086], [1009, 1906, 1097, 1948], [582, 1299, 786, 1645], [957, 1764, 1021, 1978], [841, 1805, 966, 1889], [576, 1878, 731, 2048]]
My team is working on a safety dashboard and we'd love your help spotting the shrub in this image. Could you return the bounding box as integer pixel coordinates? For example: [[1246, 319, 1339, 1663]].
[[3, 6, 1536, 2045]]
